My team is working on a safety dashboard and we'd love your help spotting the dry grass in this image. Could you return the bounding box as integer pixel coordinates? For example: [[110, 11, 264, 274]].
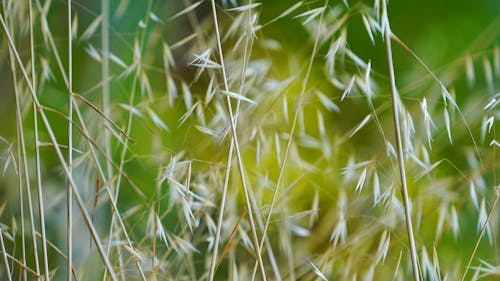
[[0, 0, 499, 280]]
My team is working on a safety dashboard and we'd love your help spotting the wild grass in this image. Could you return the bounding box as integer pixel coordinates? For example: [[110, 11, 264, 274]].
[[0, 0, 499, 280]]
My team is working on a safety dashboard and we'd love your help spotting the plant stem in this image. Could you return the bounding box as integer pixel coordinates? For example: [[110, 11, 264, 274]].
[[0, 230, 13, 281], [208, 2, 277, 280], [0, 13, 119, 281], [102, 0, 112, 182], [209, 1, 267, 279], [29, 0, 50, 279], [11, 43, 41, 281], [382, 1, 420, 280], [390, 34, 483, 168], [253, 2, 328, 280], [460, 188, 500, 281], [67, 1, 74, 280]]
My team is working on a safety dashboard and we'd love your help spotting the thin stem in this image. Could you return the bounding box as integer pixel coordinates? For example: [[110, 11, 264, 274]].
[[208, 140, 234, 281], [3, 253, 43, 279], [460, 190, 500, 281], [12, 55, 28, 281], [98, 8, 120, 277], [103, 78, 136, 281], [28, 2, 145, 279], [208, 3, 271, 280], [34, 232, 78, 279], [0, 229, 13, 281], [382, 2, 420, 281], [34, 0, 68, 86], [250, 181, 283, 281], [29, 0, 50, 279], [104, 2, 153, 280], [102, 0, 112, 183], [11, 44, 41, 281], [72, 91, 148, 281], [209, 1, 267, 280], [151, 203, 160, 275], [0, 13, 119, 281], [254, 2, 328, 280], [390, 34, 483, 168], [100, 2, 117, 279], [3, 9, 29, 281], [67, 1, 74, 280]]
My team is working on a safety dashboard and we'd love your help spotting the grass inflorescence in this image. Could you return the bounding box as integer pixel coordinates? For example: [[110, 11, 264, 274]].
[[0, 0, 499, 280]]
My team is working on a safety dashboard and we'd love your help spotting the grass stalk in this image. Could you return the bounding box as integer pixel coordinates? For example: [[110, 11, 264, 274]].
[[12, 55, 28, 281], [26, 2, 146, 279], [11, 46, 41, 281], [390, 34, 483, 167], [382, 1, 420, 280], [72, 90, 148, 281], [3, 252, 43, 279], [254, 2, 328, 280], [67, 1, 74, 280], [0, 229, 13, 281], [103, 81, 135, 281], [34, 232, 79, 280], [249, 182, 282, 281], [3, 9, 32, 281], [102, 59, 148, 281], [460, 188, 500, 281], [34, 0, 69, 86], [102, 16, 152, 281], [389, 29, 500, 281], [209, 1, 267, 280], [102, 0, 112, 182], [0, 12, 119, 281], [104, 2, 153, 279], [208, 137, 235, 281], [28, 0, 50, 279], [0, 1, 497, 280], [207, 3, 277, 280], [100, 0, 121, 278]]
